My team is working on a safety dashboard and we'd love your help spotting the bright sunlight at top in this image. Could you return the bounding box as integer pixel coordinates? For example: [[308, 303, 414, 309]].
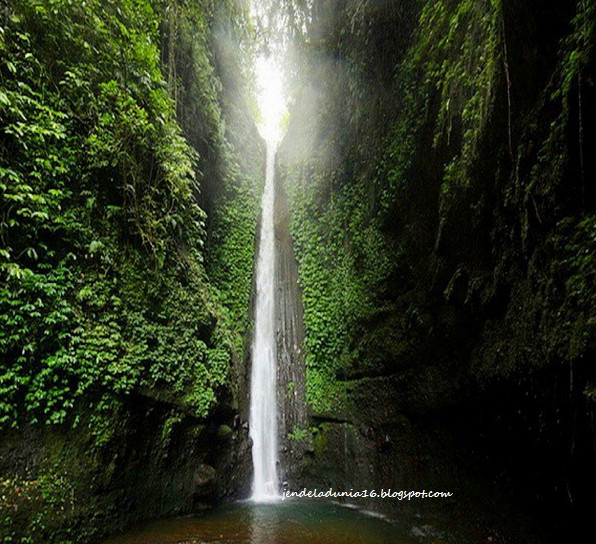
[[255, 55, 286, 145]]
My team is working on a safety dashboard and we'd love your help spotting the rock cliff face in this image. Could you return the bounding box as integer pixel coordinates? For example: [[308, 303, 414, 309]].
[[0, 395, 250, 543], [277, 0, 596, 540], [2, 0, 595, 541], [274, 159, 309, 482], [0, 1, 261, 541]]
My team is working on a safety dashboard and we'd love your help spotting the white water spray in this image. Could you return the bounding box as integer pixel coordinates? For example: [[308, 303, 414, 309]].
[[250, 55, 286, 502], [250, 140, 279, 501]]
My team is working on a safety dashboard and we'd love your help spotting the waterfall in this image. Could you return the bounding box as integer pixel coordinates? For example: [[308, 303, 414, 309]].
[[250, 140, 279, 502]]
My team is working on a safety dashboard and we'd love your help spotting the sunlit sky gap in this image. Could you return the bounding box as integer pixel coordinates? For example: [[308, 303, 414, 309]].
[[255, 54, 286, 144], [251, 1, 287, 144]]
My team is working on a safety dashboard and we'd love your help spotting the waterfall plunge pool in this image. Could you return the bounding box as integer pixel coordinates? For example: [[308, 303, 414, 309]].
[[99, 500, 427, 544]]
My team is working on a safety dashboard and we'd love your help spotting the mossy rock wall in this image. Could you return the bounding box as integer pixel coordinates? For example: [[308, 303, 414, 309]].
[[0, 395, 250, 543], [278, 0, 596, 538], [0, 1, 262, 541]]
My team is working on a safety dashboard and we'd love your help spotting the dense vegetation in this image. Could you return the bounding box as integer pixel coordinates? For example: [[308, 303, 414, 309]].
[[281, 0, 595, 417], [279, 0, 595, 537], [0, 0, 261, 541], [1, 0, 595, 541]]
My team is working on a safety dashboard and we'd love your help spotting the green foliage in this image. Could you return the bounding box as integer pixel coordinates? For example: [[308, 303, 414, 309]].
[[286, 424, 309, 442], [562, 215, 596, 301], [281, 0, 545, 414], [419, 0, 501, 147], [282, 0, 596, 434], [553, 214, 596, 363], [527, 0, 595, 202], [0, 1, 260, 542], [0, 0, 244, 432], [553, 0, 595, 106], [208, 178, 261, 352], [166, 0, 262, 358], [283, 159, 395, 413], [380, 0, 502, 209]]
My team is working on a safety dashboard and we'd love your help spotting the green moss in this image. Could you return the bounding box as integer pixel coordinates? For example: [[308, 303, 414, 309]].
[[0, 0, 259, 540], [0, 0, 260, 431], [312, 423, 330, 458], [282, 165, 394, 413]]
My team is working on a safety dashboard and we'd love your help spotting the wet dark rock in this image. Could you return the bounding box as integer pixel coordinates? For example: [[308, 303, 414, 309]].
[[194, 464, 217, 489], [275, 0, 596, 542], [273, 163, 310, 483], [0, 394, 250, 543]]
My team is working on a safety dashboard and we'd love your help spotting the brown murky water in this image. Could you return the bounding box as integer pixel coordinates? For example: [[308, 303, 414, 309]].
[[100, 500, 426, 544]]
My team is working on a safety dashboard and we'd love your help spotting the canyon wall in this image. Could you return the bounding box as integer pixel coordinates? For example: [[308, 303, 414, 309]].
[[0, 1, 261, 541], [278, 0, 596, 541]]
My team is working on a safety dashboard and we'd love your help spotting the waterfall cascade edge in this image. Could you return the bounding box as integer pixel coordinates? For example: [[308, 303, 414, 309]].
[[249, 141, 280, 502]]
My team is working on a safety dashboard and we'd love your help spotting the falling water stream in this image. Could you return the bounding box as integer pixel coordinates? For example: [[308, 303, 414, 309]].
[[249, 139, 280, 501], [99, 127, 421, 544], [99, 51, 434, 544]]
